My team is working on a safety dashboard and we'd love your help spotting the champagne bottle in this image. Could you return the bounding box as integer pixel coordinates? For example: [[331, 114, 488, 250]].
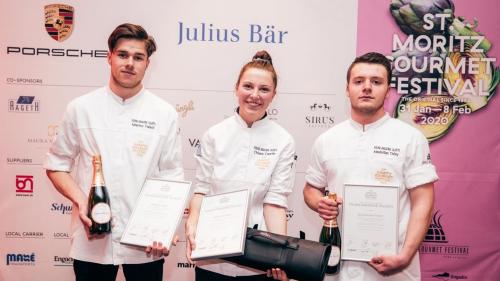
[[87, 155, 111, 234], [319, 191, 341, 274]]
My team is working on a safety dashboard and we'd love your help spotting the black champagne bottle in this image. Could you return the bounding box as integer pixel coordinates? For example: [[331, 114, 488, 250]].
[[319, 191, 341, 274], [87, 155, 111, 234]]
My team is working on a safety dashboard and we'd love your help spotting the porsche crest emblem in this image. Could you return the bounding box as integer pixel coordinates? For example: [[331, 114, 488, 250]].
[[44, 4, 74, 42]]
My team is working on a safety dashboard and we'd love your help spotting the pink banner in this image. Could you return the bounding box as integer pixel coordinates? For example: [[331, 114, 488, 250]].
[[357, 0, 500, 280]]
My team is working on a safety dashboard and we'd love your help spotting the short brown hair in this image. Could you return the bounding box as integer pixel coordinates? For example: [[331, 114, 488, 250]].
[[346, 52, 392, 84], [236, 50, 277, 89], [108, 23, 157, 57]]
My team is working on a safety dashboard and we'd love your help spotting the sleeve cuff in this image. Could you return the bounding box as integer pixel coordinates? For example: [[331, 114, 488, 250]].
[[193, 181, 210, 195], [405, 164, 439, 189], [43, 153, 73, 172], [305, 168, 327, 189], [263, 191, 288, 208]]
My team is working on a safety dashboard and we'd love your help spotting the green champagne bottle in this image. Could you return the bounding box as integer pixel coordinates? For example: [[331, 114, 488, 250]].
[[87, 155, 111, 234], [319, 191, 341, 274]]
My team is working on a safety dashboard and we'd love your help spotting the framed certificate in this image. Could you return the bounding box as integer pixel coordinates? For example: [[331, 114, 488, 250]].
[[120, 178, 191, 248], [191, 189, 250, 260], [341, 183, 399, 262]]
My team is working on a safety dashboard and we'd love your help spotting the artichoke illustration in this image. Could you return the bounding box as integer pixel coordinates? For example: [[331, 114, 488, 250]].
[[390, 0, 455, 36], [390, 0, 499, 142], [395, 92, 459, 142], [392, 42, 447, 87], [448, 17, 492, 52], [444, 44, 500, 112]]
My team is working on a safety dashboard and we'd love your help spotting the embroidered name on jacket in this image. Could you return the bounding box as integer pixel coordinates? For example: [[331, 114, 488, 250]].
[[254, 146, 277, 156], [131, 119, 156, 130], [373, 145, 400, 157]]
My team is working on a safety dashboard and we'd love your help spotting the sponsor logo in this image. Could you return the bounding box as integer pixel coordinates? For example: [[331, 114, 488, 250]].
[[310, 103, 332, 111], [53, 232, 70, 239], [44, 4, 74, 42], [420, 211, 469, 259], [53, 256, 73, 266], [266, 107, 279, 120], [51, 202, 72, 215], [6, 253, 35, 266], [432, 272, 468, 280], [188, 138, 201, 157], [6, 46, 107, 58], [177, 22, 289, 45], [6, 158, 34, 165], [15, 175, 34, 196], [6, 4, 105, 58], [188, 138, 200, 149], [305, 103, 334, 128], [6, 77, 43, 85], [177, 262, 195, 268], [27, 124, 59, 146], [286, 209, 294, 221], [176, 101, 194, 118], [5, 232, 44, 239], [8, 96, 40, 113]]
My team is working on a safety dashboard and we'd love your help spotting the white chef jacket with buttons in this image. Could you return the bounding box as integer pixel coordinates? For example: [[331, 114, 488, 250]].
[[305, 114, 438, 281], [44, 86, 183, 265], [194, 113, 296, 276]]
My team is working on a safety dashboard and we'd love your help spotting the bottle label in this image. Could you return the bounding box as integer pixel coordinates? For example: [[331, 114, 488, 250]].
[[91, 203, 111, 224], [323, 220, 338, 227], [328, 246, 340, 266]]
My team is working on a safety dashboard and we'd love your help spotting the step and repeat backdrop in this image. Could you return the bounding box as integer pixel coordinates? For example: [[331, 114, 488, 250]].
[[0, 0, 498, 280]]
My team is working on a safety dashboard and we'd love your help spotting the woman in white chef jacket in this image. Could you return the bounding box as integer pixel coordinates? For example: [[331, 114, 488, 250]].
[[185, 50, 295, 281]]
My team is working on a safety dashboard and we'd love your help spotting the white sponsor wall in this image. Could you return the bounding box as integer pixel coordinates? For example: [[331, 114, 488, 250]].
[[0, 1, 358, 280]]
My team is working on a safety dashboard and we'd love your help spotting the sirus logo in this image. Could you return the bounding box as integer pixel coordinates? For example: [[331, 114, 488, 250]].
[[306, 103, 334, 128], [309, 103, 332, 111]]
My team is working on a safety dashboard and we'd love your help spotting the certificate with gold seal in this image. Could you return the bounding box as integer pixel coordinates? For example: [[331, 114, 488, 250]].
[[341, 183, 399, 262], [120, 178, 191, 248]]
